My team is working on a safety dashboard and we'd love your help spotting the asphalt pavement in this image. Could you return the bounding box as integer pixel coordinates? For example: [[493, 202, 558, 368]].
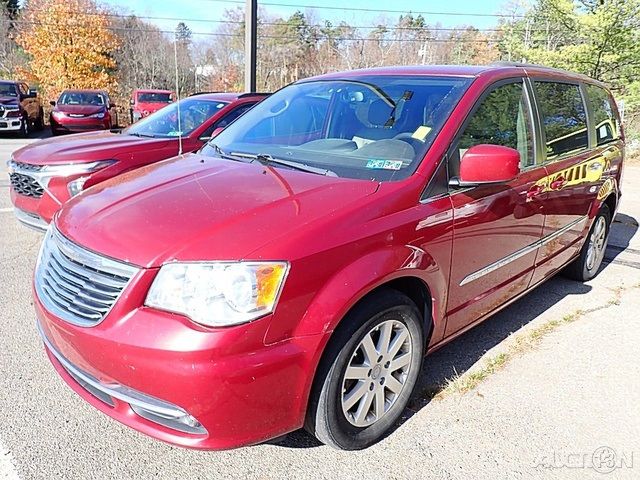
[[1, 133, 639, 479]]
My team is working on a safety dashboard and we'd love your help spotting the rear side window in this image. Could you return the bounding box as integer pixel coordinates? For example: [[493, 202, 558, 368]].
[[586, 84, 619, 146], [457, 81, 535, 168], [534, 81, 588, 160]]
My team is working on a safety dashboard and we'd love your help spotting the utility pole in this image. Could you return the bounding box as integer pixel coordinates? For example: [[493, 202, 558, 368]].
[[245, 0, 258, 92]]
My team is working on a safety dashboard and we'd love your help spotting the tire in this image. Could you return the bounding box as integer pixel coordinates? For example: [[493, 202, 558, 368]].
[[564, 204, 611, 281], [305, 289, 424, 450]]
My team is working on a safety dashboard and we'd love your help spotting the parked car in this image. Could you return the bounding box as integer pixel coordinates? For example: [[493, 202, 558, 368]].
[[130, 89, 174, 123], [49, 89, 117, 135], [0, 80, 44, 136], [8, 92, 268, 230], [32, 64, 623, 451]]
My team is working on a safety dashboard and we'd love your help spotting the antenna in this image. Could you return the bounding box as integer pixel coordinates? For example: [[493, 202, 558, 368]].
[[174, 36, 183, 156]]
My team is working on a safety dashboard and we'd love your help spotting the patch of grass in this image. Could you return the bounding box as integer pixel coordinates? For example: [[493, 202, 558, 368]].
[[436, 287, 637, 399]]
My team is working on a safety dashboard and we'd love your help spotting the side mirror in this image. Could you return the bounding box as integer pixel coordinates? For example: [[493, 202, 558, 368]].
[[129, 99, 135, 106], [452, 144, 520, 187], [49, 100, 56, 106], [200, 126, 225, 142], [110, 102, 117, 108]]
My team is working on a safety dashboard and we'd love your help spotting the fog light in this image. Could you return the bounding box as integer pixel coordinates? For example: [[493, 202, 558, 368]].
[[68, 176, 88, 197]]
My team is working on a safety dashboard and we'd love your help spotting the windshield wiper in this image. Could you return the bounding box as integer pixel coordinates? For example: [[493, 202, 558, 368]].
[[128, 132, 155, 138], [230, 152, 337, 176], [208, 144, 254, 163]]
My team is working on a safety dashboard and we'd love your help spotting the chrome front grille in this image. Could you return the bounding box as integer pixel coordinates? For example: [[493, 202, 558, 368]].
[[10, 172, 44, 197], [8, 161, 44, 198], [35, 227, 139, 327], [12, 161, 43, 172]]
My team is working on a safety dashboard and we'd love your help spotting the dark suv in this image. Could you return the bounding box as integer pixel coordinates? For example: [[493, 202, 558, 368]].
[[0, 80, 45, 136]]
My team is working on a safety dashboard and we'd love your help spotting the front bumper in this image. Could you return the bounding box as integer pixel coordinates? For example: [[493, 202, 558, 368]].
[[34, 278, 327, 450], [37, 320, 206, 435], [0, 117, 23, 131], [14, 207, 48, 232], [10, 183, 64, 227], [51, 116, 110, 133]]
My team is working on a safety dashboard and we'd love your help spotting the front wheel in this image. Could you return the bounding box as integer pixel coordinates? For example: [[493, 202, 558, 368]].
[[564, 204, 611, 281], [306, 290, 424, 450]]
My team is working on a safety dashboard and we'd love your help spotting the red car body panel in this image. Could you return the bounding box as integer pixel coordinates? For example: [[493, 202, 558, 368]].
[[32, 65, 624, 449], [10, 93, 266, 228]]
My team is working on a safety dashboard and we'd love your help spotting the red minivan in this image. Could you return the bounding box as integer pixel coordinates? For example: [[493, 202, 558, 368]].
[[9, 92, 267, 230], [49, 89, 116, 135], [33, 64, 623, 451]]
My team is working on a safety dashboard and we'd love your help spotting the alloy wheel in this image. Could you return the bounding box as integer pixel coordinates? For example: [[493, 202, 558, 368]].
[[586, 216, 607, 271], [341, 319, 413, 427]]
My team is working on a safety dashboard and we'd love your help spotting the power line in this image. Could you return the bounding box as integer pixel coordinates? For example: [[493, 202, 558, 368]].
[[201, 0, 528, 18], [12, 9, 572, 35], [4, 18, 514, 43]]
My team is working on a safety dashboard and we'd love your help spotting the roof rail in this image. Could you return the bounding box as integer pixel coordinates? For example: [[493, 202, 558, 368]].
[[238, 92, 271, 98], [491, 61, 576, 74]]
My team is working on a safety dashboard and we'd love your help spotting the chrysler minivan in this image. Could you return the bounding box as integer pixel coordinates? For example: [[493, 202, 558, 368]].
[[33, 64, 623, 450]]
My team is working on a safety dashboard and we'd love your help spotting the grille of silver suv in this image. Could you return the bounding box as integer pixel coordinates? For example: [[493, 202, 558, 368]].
[[35, 227, 139, 327]]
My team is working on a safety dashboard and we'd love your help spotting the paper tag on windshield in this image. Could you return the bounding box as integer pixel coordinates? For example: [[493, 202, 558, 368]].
[[412, 125, 432, 141], [366, 159, 403, 170]]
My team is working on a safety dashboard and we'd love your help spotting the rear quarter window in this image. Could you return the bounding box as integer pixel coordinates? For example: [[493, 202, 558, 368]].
[[534, 81, 588, 160], [585, 84, 620, 146]]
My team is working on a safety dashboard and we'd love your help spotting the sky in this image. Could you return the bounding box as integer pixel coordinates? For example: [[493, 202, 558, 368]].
[[100, 0, 514, 37]]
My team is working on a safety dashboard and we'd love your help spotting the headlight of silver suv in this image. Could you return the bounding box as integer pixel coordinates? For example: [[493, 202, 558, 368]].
[[145, 262, 289, 327]]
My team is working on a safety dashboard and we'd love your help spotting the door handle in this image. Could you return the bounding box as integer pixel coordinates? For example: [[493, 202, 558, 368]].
[[550, 176, 566, 190], [527, 184, 544, 199]]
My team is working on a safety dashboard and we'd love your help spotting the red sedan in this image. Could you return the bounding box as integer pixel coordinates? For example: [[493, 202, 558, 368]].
[[33, 64, 623, 450], [49, 89, 116, 135], [9, 92, 268, 230]]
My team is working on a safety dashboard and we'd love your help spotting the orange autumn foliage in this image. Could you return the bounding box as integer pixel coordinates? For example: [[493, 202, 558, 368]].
[[17, 0, 119, 101]]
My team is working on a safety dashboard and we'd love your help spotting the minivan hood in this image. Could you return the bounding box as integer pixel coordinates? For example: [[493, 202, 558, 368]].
[[56, 154, 380, 267], [11, 131, 172, 166], [54, 104, 105, 116]]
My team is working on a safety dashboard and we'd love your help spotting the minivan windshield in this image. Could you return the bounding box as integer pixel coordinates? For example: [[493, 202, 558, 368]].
[[126, 98, 228, 138], [202, 75, 471, 181], [58, 91, 106, 106]]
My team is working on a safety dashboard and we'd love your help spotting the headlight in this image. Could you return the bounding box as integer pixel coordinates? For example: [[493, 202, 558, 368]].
[[51, 111, 65, 119], [42, 160, 114, 177], [67, 176, 88, 197], [17, 160, 115, 189], [145, 262, 289, 327], [89, 112, 105, 119]]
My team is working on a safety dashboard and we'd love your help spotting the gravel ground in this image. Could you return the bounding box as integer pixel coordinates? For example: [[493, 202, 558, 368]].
[[1, 134, 639, 479]]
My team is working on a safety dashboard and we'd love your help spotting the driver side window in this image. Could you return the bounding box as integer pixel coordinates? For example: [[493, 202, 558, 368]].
[[451, 81, 534, 177]]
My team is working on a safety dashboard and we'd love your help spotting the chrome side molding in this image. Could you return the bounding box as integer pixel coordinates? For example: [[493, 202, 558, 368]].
[[460, 215, 587, 286]]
